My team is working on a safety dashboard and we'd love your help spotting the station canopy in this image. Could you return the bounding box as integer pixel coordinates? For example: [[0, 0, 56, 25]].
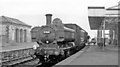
[[88, 7, 105, 30], [88, 5, 119, 30]]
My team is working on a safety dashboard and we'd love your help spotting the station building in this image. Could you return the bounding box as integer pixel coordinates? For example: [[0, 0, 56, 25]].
[[0, 16, 31, 46], [88, 4, 119, 46]]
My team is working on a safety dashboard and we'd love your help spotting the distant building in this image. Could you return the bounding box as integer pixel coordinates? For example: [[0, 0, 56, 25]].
[[88, 4, 119, 46], [0, 16, 31, 46]]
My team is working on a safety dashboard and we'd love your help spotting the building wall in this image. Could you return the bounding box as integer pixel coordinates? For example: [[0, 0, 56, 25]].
[[0, 22, 31, 46], [0, 24, 7, 43]]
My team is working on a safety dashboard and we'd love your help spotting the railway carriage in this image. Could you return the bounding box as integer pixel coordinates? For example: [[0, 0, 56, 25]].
[[64, 24, 88, 50]]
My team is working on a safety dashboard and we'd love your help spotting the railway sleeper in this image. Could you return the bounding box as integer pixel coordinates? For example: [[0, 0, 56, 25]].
[[2, 56, 33, 66]]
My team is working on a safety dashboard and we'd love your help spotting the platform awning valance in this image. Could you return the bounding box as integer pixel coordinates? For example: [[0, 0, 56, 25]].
[[88, 7, 105, 30]]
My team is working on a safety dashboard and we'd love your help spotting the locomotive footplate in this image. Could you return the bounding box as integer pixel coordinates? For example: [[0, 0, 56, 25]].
[[34, 48, 64, 63], [34, 47, 76, 63]]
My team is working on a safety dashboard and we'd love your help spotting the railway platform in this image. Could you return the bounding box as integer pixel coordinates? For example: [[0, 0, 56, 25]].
[[1, 42, 39, 52], [1, 42, 39, 66], [55, 45, 118, 67]]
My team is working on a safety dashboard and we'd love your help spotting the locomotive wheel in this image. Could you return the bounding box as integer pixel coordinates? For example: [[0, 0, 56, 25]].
[[65, 50, 70, 57], [57, 55, 64, 61]]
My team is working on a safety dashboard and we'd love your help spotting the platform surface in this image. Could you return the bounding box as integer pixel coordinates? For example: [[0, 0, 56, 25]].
[[0, 42, 39, 52], [55, 45, 118, 66]]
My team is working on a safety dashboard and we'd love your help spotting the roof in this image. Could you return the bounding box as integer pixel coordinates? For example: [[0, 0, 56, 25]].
[[64, 26, 75, 32], [31, 26, 41, 32], [106, 5, 120, 10], [64, 23, 83, 30], [105, 5, 120, 17], [88, 5, 119, 30], [0, 16, 31, 27], [88, 7, 105, 9]]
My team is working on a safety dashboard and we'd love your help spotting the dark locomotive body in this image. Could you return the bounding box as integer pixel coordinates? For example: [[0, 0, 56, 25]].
[[31, 14, 89, 63]]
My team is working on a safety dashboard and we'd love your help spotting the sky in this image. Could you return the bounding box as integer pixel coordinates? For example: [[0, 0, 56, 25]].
[[0, 0, 119, 38]]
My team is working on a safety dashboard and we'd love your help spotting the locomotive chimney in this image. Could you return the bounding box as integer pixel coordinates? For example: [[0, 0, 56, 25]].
[[45, 14, 52, 25]]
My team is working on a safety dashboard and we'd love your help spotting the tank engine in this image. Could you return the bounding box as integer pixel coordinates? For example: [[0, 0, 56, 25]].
[[31, 14, 88, 63]]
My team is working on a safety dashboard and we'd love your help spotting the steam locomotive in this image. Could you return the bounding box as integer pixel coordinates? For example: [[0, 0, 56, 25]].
[[31, 14, 89, 63]]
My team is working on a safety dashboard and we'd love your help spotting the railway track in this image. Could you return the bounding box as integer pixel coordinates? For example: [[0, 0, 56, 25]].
[[9, 58, 57, 67], [2, 45, 87, 67], [2, 52, 72, 67], [2, 55, 58, 67]]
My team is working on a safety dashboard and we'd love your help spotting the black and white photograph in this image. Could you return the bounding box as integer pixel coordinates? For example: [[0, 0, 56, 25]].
[[0, 0, 119, 67]]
